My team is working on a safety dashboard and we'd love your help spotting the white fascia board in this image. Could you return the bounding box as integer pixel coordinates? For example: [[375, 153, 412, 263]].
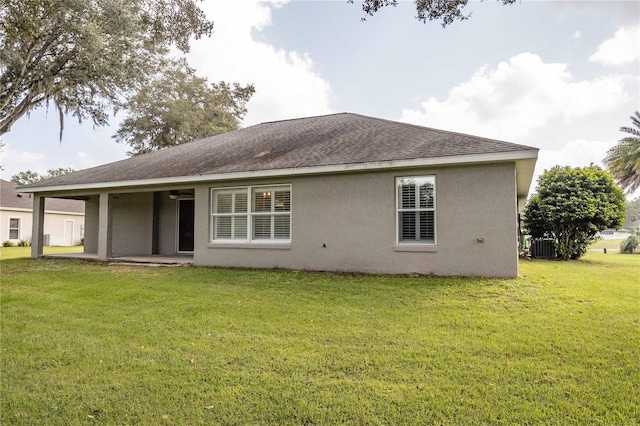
[[43, 210, 85, 216], [18, 149, 539, 194], [0, 207, 35, 213], [0, 207, 33, 213], [0, 207, 84, 216]]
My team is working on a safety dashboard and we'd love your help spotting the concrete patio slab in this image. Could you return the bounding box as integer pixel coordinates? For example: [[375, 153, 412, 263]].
[[43, 253, 193, 266]]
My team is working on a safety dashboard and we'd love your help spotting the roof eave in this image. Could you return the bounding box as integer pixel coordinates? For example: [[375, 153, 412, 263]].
[[17, 149, 539, 194]]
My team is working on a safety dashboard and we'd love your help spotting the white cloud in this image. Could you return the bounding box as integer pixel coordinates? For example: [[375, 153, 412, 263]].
[[0, 143, 48, 178], [398, 53, 637, 197], [589, 25, 640, 66], [399, 53, 630, 146], [184, 0, 333, 126], [573, 30, 582, 39], [533, 139, 640, 199], [0, 144, 103, 178], [74, 152, 100, 170], [534, 139, 613, 181]]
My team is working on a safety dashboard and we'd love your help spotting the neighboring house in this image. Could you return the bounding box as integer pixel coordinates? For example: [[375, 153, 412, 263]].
[[1, 179, 84, 246], [598, 229, 632, 240], [18, 113, 538, 277]]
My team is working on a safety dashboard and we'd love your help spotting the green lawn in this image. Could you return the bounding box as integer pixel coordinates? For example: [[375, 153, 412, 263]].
[[0, 245, 83, 260], [1, 249, 638, 425], [589, 238, 625, 251]]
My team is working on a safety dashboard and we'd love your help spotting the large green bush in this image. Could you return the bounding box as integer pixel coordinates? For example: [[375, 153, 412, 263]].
[[524, 165, 626, 260]]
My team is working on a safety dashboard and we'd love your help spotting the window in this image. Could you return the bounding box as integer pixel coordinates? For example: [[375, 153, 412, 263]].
[[397, 176, 435, 244], [9, 218, 20, 239], [211, 185, 291, 243], [212, 188, 248, 240], [252, 186, 291, 240]]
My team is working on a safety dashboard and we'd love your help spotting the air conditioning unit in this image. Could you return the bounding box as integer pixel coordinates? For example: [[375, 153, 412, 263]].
[[531, 238, 555, 259], [43, 234, 51, 246]]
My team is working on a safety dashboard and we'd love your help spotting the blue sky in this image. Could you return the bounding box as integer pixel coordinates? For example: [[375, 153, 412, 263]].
[[2, 1, 639, 196]]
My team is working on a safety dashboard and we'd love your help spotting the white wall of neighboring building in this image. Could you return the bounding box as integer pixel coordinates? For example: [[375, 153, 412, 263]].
[[1, 208, 84, 246], [598, 229, 632, 240]]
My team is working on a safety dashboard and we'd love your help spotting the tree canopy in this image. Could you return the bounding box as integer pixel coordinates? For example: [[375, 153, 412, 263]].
[[604, 111, 640, 194], [349, 0, 517, 26], [523, 165, 626, 260], [0, 0, 213, 137], [11, 167, 75, 185], [113, 60, 254, 156], [624, 197, 640, 226]]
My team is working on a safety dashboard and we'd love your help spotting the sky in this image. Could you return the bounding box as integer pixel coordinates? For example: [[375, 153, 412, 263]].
[[1, 0, 639, 197]]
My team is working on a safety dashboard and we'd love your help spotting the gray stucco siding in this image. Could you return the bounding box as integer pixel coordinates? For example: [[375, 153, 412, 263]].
[[83, 191, 184, 256], [193, 162, 518, 277], [83, 196, 99, 254], [111, 193, 154, 256]]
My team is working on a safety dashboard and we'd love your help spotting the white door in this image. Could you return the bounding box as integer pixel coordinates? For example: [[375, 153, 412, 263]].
[[64, 220, 74, 246]]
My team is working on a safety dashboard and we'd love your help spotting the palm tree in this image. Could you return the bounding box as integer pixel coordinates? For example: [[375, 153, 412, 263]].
[[620, 229, 640, 254], [605, 111, 640, 194]]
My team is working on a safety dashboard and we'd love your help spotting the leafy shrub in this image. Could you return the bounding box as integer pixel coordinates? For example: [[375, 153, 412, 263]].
[[17, 239, 30, 247], [523, 165, 626, 260], [2, 240, 14, 247], [620, 230, 640, 254]]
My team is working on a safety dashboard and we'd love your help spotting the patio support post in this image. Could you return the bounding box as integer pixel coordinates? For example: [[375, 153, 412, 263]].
[[97, 192, 114, 260], [31, 194, 45, 258]]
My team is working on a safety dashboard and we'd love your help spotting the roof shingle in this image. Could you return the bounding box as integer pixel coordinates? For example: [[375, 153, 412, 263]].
[[20, 113, 537, 189], [1, 179, 85, 213]]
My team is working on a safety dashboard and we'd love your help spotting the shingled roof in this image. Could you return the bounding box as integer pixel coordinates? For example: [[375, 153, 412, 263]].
[[1, 179, 84, 213], [20, 113, 537, 191]]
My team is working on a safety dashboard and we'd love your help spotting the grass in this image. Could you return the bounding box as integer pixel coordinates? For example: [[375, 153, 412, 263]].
[[589, 238, 625, 251], [1, 249, 638, 424], [0, 245, 83, 260], [583, 251, 640, 266]]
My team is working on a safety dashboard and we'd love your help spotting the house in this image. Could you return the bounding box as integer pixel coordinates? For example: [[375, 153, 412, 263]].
[[18, 113, 538, 277], [1, 179, 84, 246]]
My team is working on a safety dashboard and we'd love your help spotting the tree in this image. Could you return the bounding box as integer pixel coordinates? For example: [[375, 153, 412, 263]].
[[0, 0, 213, 137], [619, 229, 640, 254], [0, 137, 4, 170], [10, 170, 41, 185], [604, 111, 640, 194], [113, 60, 254, 156], [349, 0, 517, 26], [11, 167, 75, 185], [625, 197, 640, 226], [523, 165, 626, 260]]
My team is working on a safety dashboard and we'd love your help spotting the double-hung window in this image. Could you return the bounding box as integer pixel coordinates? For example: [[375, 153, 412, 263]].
[[252, 186, 291, 240], [211, 185, 291, 243], [212, 188, 248, 240], [397, 176, 436, 244], [9, 218, 20, 239]]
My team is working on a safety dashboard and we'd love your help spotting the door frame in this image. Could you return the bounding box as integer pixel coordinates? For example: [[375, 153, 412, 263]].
[[175, 198, 195, 254]]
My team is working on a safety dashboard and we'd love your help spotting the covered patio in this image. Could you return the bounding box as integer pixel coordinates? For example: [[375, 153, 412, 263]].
[[29, 188, 195, 261]]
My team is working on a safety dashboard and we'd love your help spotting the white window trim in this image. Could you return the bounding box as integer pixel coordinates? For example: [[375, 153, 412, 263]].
[[213, 188, 247, 241], [9, 217, 20, 240], [395, 176, 437, 248], [210, 184, 292, 245]]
